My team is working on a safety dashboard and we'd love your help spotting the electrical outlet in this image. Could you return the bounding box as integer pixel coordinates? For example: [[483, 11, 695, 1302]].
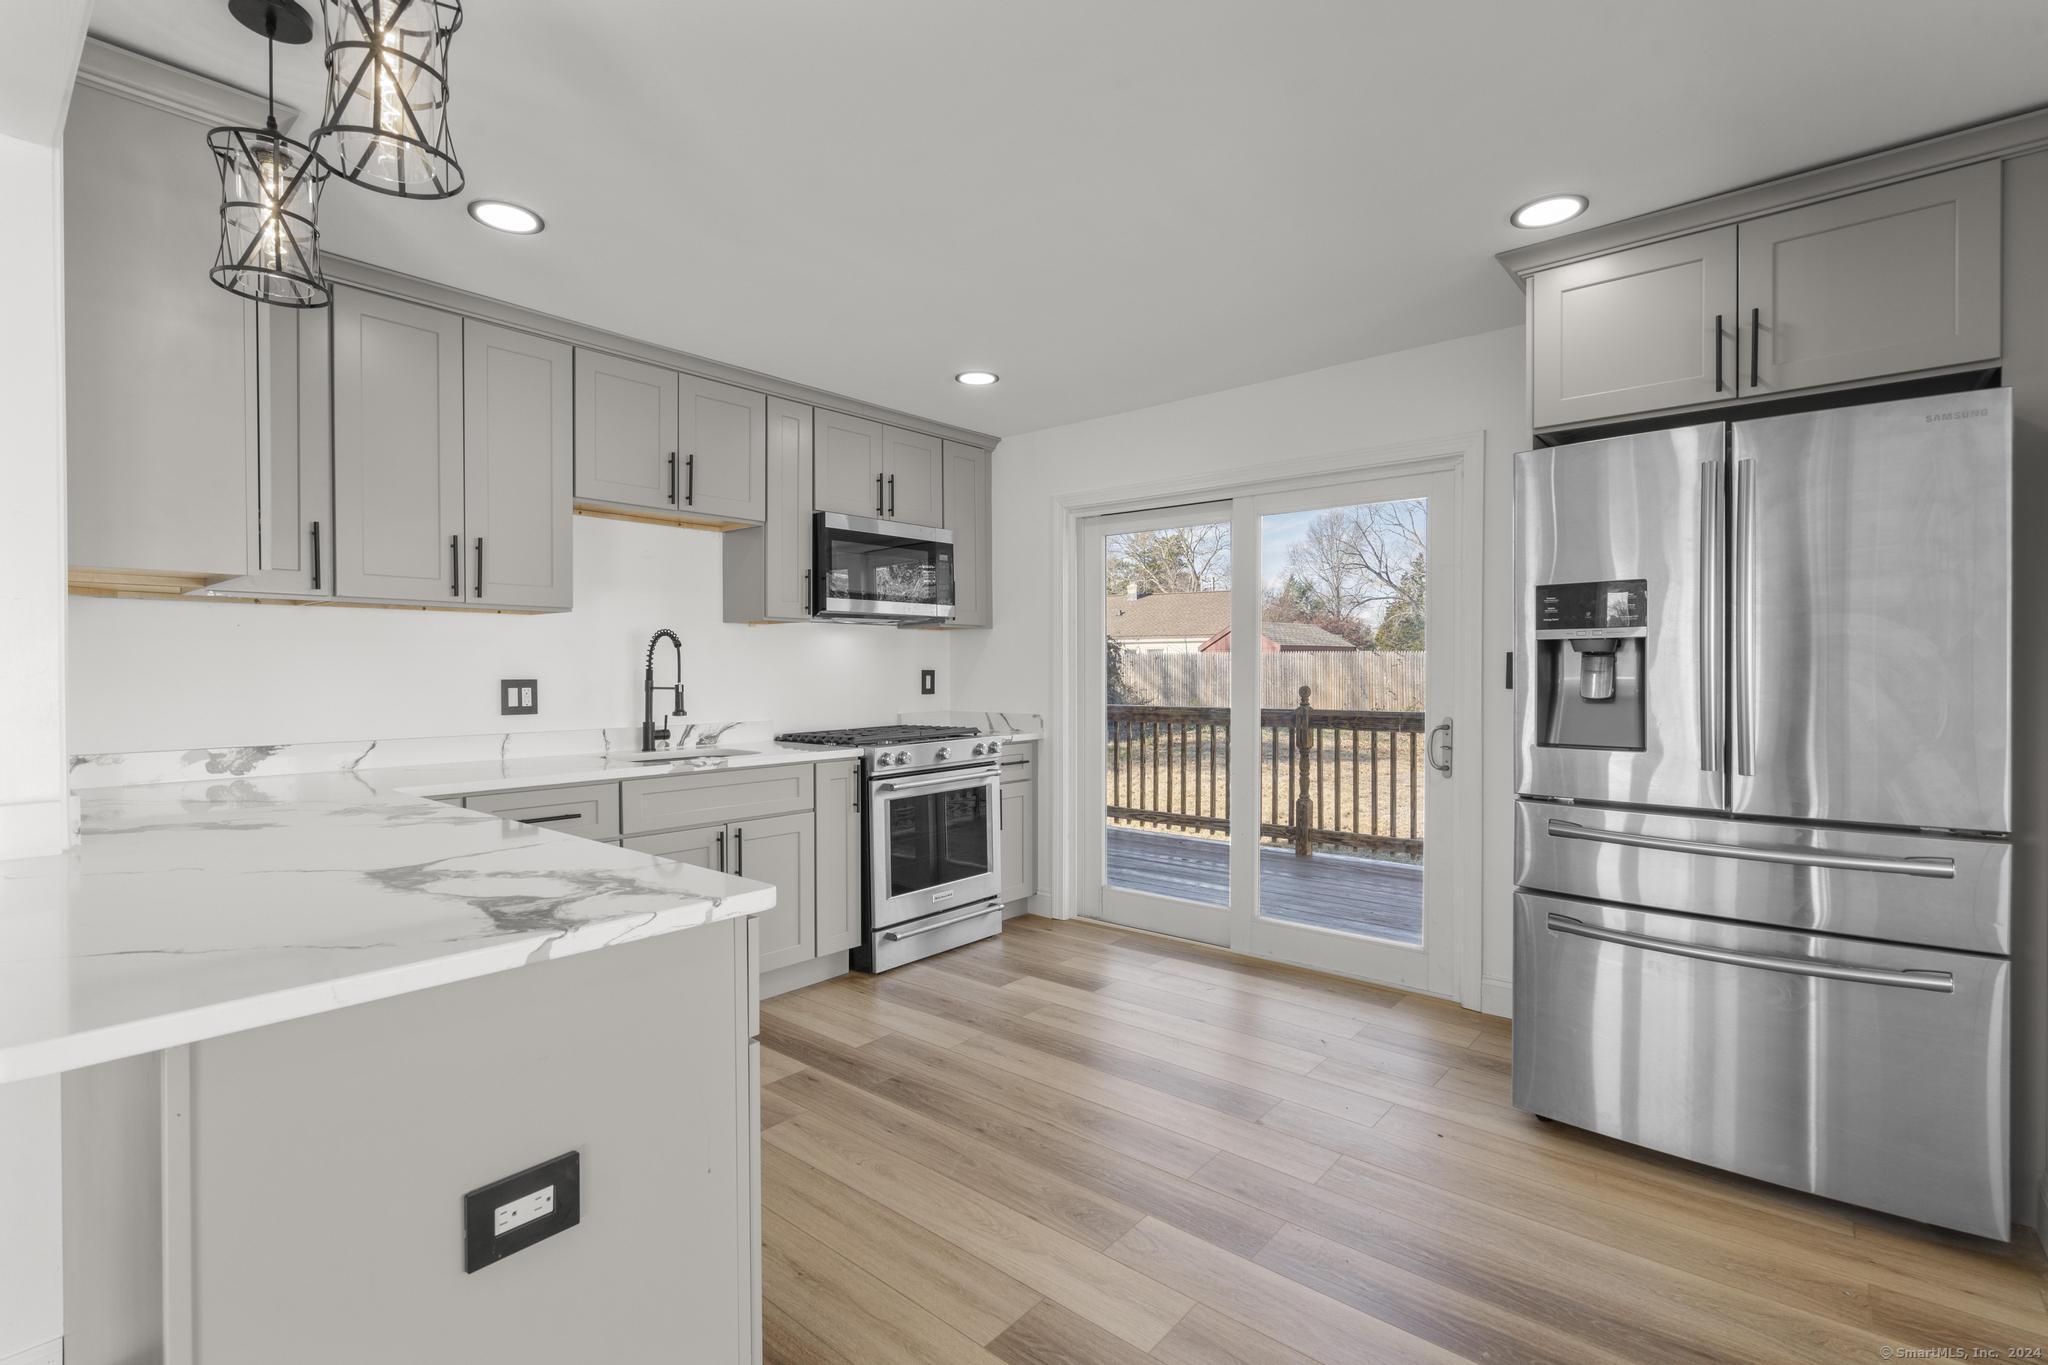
[[494, 1184, 555, 1235], [501, 679, 538, 716], [464, 1151, 579, 1273], [920, 668, 937, 696]]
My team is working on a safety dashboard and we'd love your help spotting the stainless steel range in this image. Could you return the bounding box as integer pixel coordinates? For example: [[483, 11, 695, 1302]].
[[774, 725, 1005, 971]]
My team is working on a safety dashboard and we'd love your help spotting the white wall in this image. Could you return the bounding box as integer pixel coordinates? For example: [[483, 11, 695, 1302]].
[[953, 325, 1527, 1008], [0, 126, 71, 1363], [69, 515, 954, 754]]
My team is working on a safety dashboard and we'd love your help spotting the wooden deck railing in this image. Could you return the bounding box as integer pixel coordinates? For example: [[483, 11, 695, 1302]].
[[1105, 691, 1425, 859]]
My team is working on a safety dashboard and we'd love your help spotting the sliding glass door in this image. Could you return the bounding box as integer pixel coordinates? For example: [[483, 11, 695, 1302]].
[[1075, 466, 1464, 995]]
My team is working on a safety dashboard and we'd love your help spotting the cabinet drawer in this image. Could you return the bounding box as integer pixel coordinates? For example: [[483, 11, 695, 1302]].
[[623, 764, 815, 836], [999, 741, 1037, 784], [463, 782, 619, 840], [624, 823, 727, 871]]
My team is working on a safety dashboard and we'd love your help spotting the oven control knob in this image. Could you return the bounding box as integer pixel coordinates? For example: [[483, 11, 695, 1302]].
[[894, 750, 911, 765], [987, 739, 1002, 754], [873, 753, 892, 768], [935, 747, 951, 761], [971, 742, 988, 757]]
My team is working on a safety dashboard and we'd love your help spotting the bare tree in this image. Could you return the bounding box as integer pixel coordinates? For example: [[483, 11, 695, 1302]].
[[1264, 500, 1426, 648], [1106, 524, 1231, 596]]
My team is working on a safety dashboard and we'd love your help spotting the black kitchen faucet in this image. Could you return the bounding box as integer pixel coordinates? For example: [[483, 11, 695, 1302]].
[[642, 629, 685, 753]]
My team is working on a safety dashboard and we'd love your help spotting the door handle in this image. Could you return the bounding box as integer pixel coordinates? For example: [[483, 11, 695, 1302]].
[[888, 474, 896, 518], [1697, 460, 1721, 778], [715, 830, 726, 872], [1426, 720, 1452, 775], [685, 452, 695, 506], [882, 903, 998, 941], [1749, 307, 1761, 388], [449, 534, 460, 597], [1545, 819, 1956, 878], [474, 537, 483, 597], [668, 452, 678, 504], [310, 521, 321, 591], [1714, 314, 1724, 392], [1733, 459, 1756, 777], [1545, 913, 1954, 992]]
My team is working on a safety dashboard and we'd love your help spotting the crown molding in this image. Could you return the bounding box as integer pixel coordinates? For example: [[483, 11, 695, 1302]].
[[1495, 102, 2048, 285], [75, 36, 299, 133]]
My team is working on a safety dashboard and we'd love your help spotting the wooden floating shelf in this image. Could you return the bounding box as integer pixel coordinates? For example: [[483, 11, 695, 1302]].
[[68, 568, 541, 614], [573, 502, 753, 533]]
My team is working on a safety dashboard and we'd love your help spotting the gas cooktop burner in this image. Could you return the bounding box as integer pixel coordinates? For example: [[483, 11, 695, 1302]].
[[775, 724, 980, 747]]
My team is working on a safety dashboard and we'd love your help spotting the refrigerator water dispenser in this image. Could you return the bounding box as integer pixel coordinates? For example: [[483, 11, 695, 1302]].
[[1534, 579, 1647, 751]]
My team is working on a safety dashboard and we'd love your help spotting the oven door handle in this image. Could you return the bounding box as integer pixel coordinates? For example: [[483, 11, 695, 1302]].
[[882, 903, 1000, 941], [874, 767, 1000, 794]]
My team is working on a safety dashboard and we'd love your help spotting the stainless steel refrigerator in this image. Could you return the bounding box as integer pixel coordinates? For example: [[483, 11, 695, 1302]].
[[1512, 389, 2013, 1239]]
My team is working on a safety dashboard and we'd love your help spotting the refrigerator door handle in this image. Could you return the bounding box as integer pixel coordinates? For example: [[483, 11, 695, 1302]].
[[1545, 913, 1955, 991], [1697, 459, 1722, 780], [1545, 819, 1958, 878], [1732, 458, 1756, 778]]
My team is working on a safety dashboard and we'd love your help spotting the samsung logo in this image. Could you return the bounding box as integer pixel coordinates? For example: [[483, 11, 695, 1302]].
[[1926, 408, 1990, 423]]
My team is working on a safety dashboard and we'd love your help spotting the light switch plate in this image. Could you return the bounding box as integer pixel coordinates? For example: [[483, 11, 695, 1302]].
[[501, 679, 538, 716]]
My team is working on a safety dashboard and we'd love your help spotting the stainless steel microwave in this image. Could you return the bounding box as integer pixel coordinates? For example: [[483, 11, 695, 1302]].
[[811, 513, 955, 623]]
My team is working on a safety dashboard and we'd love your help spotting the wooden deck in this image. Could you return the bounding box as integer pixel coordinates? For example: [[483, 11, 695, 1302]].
[[1107, 826, 1422, 944], [760, 917, 2048, 1364]]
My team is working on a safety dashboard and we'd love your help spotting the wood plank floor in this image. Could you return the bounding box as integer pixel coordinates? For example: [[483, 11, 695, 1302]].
[[1107, 828, 1423, 943], [761, 916, 2048, 1364]]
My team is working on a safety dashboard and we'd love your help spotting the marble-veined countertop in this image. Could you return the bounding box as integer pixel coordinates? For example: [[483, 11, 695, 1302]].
[[0, 745, 867, 1085]]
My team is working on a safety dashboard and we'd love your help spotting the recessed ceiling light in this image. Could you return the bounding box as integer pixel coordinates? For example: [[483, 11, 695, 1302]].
[[1510, 194, 1588, 230], [955, 371, 999, 386], [467, 200, 545, 234]]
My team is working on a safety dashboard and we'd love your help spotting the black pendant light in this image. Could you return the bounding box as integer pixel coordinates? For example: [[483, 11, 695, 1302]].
[[313, 0, 464, 198], [208, 0, 330, 308]]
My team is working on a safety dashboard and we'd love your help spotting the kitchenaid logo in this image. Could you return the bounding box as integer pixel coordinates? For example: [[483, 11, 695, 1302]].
[[1926, 408, 1990, 423]]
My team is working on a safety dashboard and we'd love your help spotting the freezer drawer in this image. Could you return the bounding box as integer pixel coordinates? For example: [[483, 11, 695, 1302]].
[[1513, 892, 2009, 1239], [1730, 392, 2010, 832], [1514, 799, 2010, 954]]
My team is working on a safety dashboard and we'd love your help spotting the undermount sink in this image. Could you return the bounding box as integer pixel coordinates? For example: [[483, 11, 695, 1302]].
[[614, 747, 753, 763]]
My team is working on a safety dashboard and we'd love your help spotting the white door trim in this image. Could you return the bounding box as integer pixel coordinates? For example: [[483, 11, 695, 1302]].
[[1047, 430, 1489, 1008]]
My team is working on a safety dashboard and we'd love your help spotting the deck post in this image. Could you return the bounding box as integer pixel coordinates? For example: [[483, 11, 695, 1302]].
[[1292, 685, 1312, 857]]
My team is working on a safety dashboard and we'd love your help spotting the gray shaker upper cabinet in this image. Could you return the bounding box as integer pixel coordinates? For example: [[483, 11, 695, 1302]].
[[815, 409, 887, 517], [464, 321, 574, 610], [678, 373, 768, 523], [941, 442, 992, 628], [882, 427, 945, 526], [209, 308, 333, 597], [332, 288, 466, 603], [574, 349, 680, 512], [65, 83, 256, 578], [722, 398, 815, 624], [1737, 163, 2001, 396], [1531, 227, 1738, 429]]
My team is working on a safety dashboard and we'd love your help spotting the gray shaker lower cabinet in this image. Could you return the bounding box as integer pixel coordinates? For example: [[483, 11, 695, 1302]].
[[730, 812, 816, 972], [814, 759, 862, 954], [941, 441, 992, 627], [999, 778, 1037, 906], [332, 288, 467, 603], [723, 397, 815, 623], [464, 321, 574, 610]]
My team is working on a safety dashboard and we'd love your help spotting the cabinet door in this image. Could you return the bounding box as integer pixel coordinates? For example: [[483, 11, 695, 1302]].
[[1000, 779, 1036, 904], [625, 823, 728, 871], [814, 760, 863, 955], [679, 373, 767, 523], [64, 84, 255, 577], [815, 409, 885, 517], [883, 426, 945, 526], [465, 321, 574, 609], [1738, 163, 2001, 396], [731, 812, 816, 972], [212, 308, 333, 596], [766, 398, 815, 619], [332, 288, 465, 602], [942, 441, 991, 627], [1531, 227, 1738, 429], [574, 349, 680, 511]]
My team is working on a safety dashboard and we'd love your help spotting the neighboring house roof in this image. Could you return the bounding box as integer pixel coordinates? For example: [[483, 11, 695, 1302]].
[[1105, 591, 1231, 642], [1200, 621, 1356, 653]]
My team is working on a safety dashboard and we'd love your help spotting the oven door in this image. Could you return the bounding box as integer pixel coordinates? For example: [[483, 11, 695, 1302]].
[[813, 513, 956, 622], [869, 765, 1001, 929]]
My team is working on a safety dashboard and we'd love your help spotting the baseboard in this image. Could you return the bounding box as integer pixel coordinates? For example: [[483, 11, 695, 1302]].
[[1481, 976, 1514, 1019], [2035, 1180, 2048, 1255], [761, 951, 849, 999], [1, 1339, 63, 1365]]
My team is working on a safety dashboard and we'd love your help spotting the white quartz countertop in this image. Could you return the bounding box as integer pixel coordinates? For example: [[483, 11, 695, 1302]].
[[0, 747, 848, 1085]]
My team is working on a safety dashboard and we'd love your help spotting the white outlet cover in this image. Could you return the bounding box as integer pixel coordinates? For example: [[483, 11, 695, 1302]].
[[494, 1184, 555, 1236], [521, 686, 535, 708]]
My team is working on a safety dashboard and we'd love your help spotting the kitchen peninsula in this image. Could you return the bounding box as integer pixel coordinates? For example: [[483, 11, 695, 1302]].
[[2, 743, 807, 1365]]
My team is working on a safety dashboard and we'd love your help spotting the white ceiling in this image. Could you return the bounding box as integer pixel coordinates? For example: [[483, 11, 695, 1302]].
[[83, 0, 2048, 437]]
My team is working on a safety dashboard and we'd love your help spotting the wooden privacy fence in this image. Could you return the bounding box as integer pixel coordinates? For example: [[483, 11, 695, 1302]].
[[1104, 692, 1425, 859], [1113, 650, 1424, 712]]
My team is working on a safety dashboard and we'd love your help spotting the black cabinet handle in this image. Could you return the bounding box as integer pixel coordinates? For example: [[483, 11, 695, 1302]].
[[685, 452, 695, 506], [715, 830, 726, 871], [310, 522, 321, 590], [888, 474, 896, 518], [522, 812, 582, 825], [734, 827, 744, 876], [449, 534, 460, 597], [668, 452, 678, 504], [1714, 314, 1724, 392], [803, 568, 811, 616], [474, 537, 484, 597], [1750, 307, 1761, 389], [875, 472, 884, 516]]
